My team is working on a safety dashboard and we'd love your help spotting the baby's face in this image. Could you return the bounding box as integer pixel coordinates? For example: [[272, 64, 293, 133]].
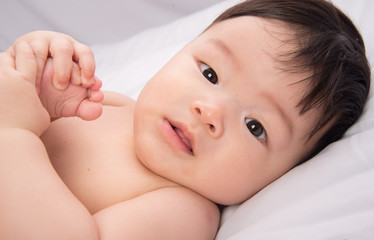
[[134, 16, 321, 204]]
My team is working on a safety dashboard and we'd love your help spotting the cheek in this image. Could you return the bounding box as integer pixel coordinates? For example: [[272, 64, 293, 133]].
[[141, 75, 185, 105], [196, 139, 267, 204], [133, 116, 168, 177]]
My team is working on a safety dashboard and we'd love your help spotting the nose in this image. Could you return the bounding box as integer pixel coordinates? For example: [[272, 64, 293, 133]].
[[190, 99, 224, 138]]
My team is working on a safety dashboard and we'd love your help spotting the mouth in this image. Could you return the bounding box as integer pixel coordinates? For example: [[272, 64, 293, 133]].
[[161, 119, 194, 155]]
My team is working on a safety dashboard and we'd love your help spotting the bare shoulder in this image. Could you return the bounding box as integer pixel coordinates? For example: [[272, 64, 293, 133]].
[[152, 187, 220, 239], [102, 91, 135, 107], [93, 186, 220, 240]]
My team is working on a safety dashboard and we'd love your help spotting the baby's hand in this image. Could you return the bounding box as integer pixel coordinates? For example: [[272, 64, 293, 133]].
[[0, 41, 50, 136], [7, 31, 96, 92], [8, 31, 104, 121], [39, 57, 104, 121]]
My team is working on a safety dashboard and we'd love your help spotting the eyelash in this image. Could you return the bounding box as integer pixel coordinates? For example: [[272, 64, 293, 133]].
[[199, 62, 267, 143]]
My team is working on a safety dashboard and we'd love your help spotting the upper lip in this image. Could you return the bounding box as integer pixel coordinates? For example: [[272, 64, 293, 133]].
[[169, 120, 195, 155]]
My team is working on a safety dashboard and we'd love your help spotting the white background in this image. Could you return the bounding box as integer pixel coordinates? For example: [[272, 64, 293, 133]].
[[0, 0, 223, 50]]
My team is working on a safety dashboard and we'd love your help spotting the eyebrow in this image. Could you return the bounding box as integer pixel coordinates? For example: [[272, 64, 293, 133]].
[[208, 38, 235, 60]]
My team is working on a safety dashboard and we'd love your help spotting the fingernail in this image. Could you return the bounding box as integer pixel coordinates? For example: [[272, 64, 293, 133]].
[[84, 77, 95, 86], [53, 80, 68, 90]]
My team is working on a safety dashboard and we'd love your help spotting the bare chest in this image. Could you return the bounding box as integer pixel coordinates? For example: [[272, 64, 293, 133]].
[[41, 105, 175, 214]]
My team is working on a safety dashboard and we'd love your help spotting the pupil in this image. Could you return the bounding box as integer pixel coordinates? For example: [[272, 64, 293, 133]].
[[203, 68, 217, 84], [247, 120, 263, 137]]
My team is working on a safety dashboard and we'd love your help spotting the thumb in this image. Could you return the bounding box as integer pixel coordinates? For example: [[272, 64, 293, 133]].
[[14, 41, 37, 85]]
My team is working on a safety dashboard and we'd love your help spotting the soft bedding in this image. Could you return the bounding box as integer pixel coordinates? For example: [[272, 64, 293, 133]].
[[2, 0, 373, 239]]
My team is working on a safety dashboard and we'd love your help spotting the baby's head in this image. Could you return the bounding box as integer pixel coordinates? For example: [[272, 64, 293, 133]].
[[133, 0, 370, 205]]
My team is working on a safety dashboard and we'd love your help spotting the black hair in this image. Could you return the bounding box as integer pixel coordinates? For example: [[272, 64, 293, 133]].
[[210, 0, 371, 162]]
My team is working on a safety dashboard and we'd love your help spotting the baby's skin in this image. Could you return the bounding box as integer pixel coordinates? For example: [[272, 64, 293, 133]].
[[39, 58, 103, 120]]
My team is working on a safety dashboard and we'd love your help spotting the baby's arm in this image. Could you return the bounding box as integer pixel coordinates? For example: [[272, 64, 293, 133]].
[[0, 42, 99, 239], [0, 41, 49, 136], [93, 186, 220, 239]]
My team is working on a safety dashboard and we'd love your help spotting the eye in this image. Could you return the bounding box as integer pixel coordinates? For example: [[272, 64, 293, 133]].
[[245, 118, 267, 141], [200, 63, 218, 84]]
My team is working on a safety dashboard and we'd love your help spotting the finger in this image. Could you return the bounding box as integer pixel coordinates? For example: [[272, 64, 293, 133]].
[[14, 41, 37, 84], [72, 42, 96, 87], [87, 76, 103, 102], [76, 99, 102, 121], [0, 51, 15, 69], [29, 39, 50, 89], [70, 62, 82, 86], [89, 89, 104, 103], [50, 37, 74, 90], [89, 76, 102, 91], [5, 45, 15, 58]]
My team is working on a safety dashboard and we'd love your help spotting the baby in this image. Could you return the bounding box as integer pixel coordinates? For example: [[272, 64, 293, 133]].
[[0, 0, 370, 239]]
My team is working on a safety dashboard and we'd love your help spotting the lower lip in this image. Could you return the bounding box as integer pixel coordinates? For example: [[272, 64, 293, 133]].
[[161, 119, 192, 155]]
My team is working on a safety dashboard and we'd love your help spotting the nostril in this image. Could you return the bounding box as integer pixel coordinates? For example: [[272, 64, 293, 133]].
[[195, 107, 201, 115], [209, 124, 215, 132]]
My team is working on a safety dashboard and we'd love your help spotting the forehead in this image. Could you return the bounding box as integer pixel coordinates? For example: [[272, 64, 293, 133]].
[[196, 16, 302, 82], [203, 16, 294, 58]]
